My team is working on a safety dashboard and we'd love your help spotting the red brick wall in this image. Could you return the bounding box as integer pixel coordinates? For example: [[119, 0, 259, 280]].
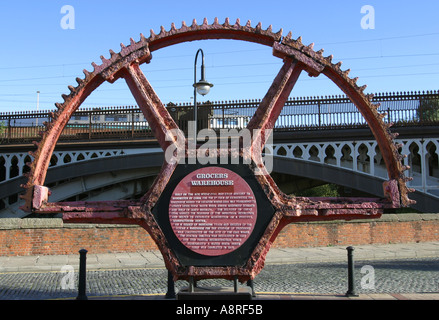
[[0, 214, 438, 256], [274, 217, 439, 248]]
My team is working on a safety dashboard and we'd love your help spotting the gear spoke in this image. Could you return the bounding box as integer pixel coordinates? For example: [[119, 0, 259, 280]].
[[247, 58, 303, 158], [122, 63, 185, 152]]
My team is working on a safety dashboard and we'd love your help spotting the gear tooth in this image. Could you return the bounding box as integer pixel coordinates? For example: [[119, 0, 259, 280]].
[[235, 18, 241, 27], [68, 85, 75, 93], [255, 22, 262, 31], [276, 28, 283, 38], [224, 17, 230, 27], [325, 54, 333, 63], [285, 31, 292, 41], [139, 33, 146, 42], [245, 20, 252, 28], [150, 28, 156, 38], [191, 19, 197, 27], [76, 77, 84, 85], [307, 42, 314, 50], [366, 93, 374, 100], [295, 36, 302, 46], [404, 176, 413, 182], [203, 17, 208, 26], [120, 42, 126, 49], [130, 38, 136, 45], [373, 102, 381, 109], [359, 84, 367, 92], [335, 61, 343, 69], [317, 48, 324, 56], [82, 69, 92, 79], [267, 24, 273, 33], [213, 17, 219, 26], [392, 132, 400, 139], [170, 22, 177, 32], [352, 77, 359, 84], [91, 62, 99, 72], [61, 94, 69, 102], [83, 69, 91, 77], [159, 25, 166, 35], [181, 20, 187, 28], [55, 102, 63, 110], [343, 69, 351, 77]]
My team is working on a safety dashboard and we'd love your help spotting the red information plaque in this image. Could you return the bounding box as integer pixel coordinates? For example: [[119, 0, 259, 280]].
[[169, 167, 257, 256]]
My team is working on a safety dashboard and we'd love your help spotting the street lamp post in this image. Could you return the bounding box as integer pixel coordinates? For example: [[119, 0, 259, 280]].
[[193, 49, 213, 143], [36, 91, 40, 127]]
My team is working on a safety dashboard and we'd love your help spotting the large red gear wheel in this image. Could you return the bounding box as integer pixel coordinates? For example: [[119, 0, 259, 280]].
[[20, 18, 414, 281]]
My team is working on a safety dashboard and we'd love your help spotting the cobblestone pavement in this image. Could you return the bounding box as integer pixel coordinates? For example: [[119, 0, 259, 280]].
[[0, 257, 438, 300]]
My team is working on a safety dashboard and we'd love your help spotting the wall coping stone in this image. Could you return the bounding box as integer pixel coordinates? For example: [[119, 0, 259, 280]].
[[0, 213, 438, 230]]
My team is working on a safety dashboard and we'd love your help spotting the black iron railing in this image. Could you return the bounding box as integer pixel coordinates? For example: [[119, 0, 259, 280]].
[[0, 90, 438, 144]]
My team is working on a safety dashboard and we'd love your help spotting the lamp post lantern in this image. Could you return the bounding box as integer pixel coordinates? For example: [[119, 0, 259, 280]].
[[193, 48, 213, 143]]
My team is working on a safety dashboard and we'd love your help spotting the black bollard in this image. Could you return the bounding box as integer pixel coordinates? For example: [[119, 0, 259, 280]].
[[165, 270, 176, 299], [188, 276, 195, 293], [345, 246, 359, 297], [76, 249, 88, 300], [247, 279, 256, 297]]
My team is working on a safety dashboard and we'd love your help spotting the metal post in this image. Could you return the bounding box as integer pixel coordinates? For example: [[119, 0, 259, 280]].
[[88, 112, 92, 140], [247, 279, 256, 297], [76, 249, 88, 300], [345, 246, 358, 297], [233, 276, 238, 293], [165, 270, 176, 299], [189, 276, 195, 293]]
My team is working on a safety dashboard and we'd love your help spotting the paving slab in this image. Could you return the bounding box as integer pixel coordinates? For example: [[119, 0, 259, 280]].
[[0, 241, 438, 273]]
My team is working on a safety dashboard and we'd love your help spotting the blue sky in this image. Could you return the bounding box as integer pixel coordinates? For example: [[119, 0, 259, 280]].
[[0, 0, 438, 112]]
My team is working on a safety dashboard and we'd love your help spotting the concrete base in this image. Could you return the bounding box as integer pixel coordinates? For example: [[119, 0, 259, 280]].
[[177, 286, 253, 300]]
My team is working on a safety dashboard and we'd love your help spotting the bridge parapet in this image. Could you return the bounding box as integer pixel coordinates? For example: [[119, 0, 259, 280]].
[[1, 90, 438, 144]]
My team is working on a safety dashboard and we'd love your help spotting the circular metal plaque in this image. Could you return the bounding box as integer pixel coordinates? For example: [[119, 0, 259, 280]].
[[169, 167, 257, 256]]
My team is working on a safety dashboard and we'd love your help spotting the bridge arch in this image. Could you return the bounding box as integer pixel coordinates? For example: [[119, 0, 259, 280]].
[[3, 148, 435, 217]]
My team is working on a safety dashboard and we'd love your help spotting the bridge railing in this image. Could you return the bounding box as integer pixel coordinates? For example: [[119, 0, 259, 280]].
[[1, 90, 438, 144]]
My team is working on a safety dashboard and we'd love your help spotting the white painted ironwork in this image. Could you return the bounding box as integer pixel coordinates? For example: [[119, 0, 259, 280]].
[[269, 138, 439, 198]]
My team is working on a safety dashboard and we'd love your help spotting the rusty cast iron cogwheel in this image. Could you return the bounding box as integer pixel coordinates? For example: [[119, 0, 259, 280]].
[[20, 18, 415, 281]]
